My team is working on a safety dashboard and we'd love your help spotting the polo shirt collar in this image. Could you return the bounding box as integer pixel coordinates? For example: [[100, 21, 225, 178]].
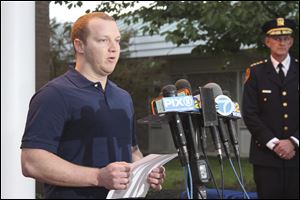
[[65, 67, 115, 89]]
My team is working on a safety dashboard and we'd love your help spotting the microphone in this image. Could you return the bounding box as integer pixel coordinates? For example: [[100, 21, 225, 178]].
[[208, 125, 223, 160], [175, 79, 200, 161], [200, 83, 223, 160], [212, 87, 247, 197], [221, 90, 240, 158], [175, 79, 210, 179], [222, 90, 231, 97], [204, 82, 231, 158], [161, 84, 189, 166], [175, 79, 210, 199]]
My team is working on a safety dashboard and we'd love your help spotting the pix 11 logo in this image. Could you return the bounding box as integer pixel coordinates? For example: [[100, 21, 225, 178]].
[[215, 95, 235, 116], [163, 96, 196, 112]]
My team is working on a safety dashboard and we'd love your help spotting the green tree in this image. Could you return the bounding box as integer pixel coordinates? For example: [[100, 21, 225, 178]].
[[55, 1, 299, 57], [49, 18, 73, 78]]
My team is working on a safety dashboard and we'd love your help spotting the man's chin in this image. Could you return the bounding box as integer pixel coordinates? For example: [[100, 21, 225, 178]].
[[274, 51, 289, 57], [104, 69, 115, 76]]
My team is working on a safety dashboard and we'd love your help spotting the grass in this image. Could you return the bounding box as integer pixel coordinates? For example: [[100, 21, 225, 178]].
[[162, 156, 256, 192]]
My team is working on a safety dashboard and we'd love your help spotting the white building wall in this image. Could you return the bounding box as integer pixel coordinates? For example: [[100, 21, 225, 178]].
[[1, 2, 36, 198], [127, 35, 203, 58], [118, 21, 204, 58]]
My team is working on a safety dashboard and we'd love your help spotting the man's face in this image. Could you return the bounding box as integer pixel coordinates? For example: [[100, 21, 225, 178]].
[[265, 35, 294, 58], [82, 18, 121, 76]]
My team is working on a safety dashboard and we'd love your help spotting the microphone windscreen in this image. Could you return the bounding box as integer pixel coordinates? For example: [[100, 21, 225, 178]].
[[161, 85, 177, 97], [175, 79, 192, 91], [204, 82, 223, 98], [222, 90, 231, 98]]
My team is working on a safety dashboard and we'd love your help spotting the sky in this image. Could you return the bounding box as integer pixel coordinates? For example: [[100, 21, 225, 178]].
[[50, 1, 100, 22], [49, 1, 152, 23]]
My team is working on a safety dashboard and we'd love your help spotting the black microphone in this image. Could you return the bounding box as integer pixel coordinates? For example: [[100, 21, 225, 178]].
[[175, 79, 210, 180], [208, 126, 223, 159], [161, 84, 189, 166], [204, 82, 232, 158], [221, 90, 245, 198], [222, 90, 231, 97], [175, 79, 210, 199], [222, 90, 240, 158], [200, 83, 223, 160], [175, 79, 200, 161]]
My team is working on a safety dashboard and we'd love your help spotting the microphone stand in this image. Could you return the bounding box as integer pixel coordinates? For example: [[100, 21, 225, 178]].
[[183, 113, 209, 199]]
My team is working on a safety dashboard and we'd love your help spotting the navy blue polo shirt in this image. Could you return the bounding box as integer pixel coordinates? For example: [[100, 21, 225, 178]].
[[21, 67, 137, 198]]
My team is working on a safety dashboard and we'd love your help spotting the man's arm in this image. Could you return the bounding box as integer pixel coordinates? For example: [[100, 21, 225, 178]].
[[21, 148, 131, 190], [242, 67, 277, 145]]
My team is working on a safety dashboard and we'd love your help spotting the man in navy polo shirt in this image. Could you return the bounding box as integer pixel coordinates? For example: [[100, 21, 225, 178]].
[[21, 12, 165, 199]]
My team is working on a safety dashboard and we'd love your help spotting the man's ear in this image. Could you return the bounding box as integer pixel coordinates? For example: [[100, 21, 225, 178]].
[[264, 37, 271, 48], [288, 37, 294, 48], [74, 39, 84, 54]]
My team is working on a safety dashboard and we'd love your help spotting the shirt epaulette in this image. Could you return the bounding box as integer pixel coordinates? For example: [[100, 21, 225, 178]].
[[250, 60, 266, 67]]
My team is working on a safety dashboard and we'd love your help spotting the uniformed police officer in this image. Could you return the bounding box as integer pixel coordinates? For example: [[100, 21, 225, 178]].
[[242, 17, 299, 199]]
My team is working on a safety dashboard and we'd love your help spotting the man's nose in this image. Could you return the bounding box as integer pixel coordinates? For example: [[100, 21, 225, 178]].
[[108, 41, 119, 52]]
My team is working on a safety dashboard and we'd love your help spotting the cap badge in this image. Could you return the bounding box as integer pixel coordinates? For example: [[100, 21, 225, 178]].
[[277, 18, 284, 26]]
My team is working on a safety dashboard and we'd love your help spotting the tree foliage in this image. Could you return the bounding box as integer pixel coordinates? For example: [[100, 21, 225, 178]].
[[49, 18, 73, 77], [55, 1, 299, 57]]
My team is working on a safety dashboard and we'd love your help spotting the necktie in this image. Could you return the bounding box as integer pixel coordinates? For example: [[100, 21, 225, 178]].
[[277, 63, 285, 82]]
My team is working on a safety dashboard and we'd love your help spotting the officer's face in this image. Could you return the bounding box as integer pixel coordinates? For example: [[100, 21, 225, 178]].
[[265, 35, 294, 58]]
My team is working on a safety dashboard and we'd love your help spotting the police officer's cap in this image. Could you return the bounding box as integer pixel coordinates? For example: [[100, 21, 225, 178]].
[[262, 17, 296, 36]]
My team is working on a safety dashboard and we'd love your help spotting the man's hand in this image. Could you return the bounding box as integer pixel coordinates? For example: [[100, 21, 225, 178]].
[[273, 139, 296, 160], [285, 150, 296, 160], [147, 166, 166, 191], [97, 162, 131, 190]]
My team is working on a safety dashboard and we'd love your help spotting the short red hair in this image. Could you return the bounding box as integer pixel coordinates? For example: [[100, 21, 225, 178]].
[[71, 12, 115, 46]]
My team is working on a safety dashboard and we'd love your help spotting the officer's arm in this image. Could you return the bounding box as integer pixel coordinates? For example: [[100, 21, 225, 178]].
[[289, 136, 299, 148], [242, 68, 276, 145]]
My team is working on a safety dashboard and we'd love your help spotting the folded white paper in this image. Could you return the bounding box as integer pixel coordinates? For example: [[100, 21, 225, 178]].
[[106, 153, 178, 199]]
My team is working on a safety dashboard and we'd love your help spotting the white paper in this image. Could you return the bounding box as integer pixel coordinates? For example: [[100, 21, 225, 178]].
[[106, 153, 178, 199]]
